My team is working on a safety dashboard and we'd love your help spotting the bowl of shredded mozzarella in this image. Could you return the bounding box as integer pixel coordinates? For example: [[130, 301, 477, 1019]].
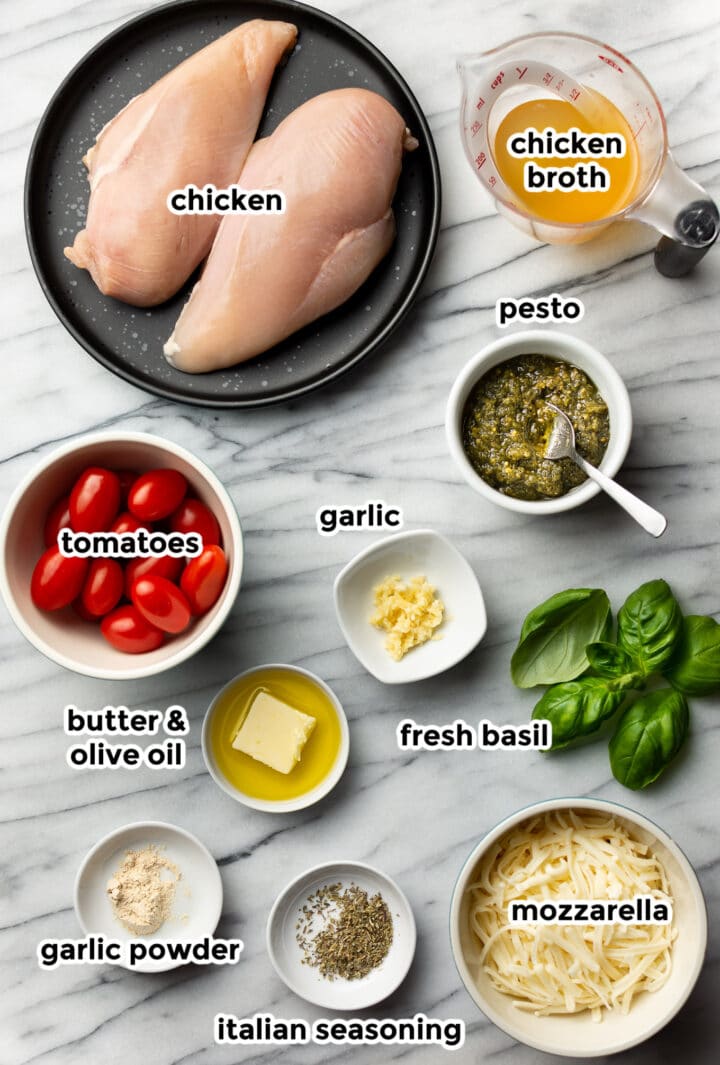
[[450, 798, 707, 1057]]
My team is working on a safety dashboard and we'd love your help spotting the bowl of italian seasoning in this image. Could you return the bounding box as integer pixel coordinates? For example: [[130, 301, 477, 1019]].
[[267, 860, 416, 1009], [445, 331, 632, 516]]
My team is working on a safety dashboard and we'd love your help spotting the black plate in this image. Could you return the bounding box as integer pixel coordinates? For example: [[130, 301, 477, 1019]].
[[25, 0, 440, 408]]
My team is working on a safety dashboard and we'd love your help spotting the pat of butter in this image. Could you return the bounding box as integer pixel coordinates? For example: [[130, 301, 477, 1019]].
[[232, 691, 316, 774]]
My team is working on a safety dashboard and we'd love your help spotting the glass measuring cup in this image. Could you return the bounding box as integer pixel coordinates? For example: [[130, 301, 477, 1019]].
[[458, 32, 718, 276]]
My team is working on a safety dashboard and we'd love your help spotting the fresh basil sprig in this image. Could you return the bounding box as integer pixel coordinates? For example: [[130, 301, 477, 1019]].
[[515, 577, 718, 790], [664, 615, 720, 696], [609, 690, 689, 790], [617, 579, 683, 676], [511, 588, 611, 689]]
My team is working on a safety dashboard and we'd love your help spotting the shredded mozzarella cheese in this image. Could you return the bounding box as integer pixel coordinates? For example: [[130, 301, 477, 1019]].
[[466, 809, 676, 1020]]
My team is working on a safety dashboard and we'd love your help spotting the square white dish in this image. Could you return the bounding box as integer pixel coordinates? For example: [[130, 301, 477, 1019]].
[[333, 529, 487, 684]]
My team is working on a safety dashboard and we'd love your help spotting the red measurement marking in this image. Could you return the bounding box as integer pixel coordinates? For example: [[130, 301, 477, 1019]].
[[631, 119, 646, 140], [556, 78, 565, 92], [569, 87, 580, 101], [599, 54, 624, 72], [475, 96, 485, 110], [491, 71, 505, 89], [516, 66, 528, 79], [488, 175, 497, 187], [475, 152, 487, 169], [470, 120, 482, 136], [542, 71, 554, 86]]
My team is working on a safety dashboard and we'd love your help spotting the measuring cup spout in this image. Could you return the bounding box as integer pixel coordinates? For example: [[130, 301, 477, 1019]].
[[456, 53, 485, 88], [630, 155, 719, 277]]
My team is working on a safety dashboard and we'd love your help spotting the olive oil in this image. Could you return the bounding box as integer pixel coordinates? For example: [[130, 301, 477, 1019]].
[[209, 667, 342, 801]]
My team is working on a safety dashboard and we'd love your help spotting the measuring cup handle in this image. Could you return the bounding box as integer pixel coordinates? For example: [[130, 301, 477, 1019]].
[[654, 204, 719, 277], [630, 153, 719, 277]]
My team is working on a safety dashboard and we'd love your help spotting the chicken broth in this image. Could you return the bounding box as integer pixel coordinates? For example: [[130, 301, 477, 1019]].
[[492, 93, 640, 225], [462, 355, 609, 501]]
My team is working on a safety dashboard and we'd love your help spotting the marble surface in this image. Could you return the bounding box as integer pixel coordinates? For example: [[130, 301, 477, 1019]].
[[2, 1, 719, 1063]]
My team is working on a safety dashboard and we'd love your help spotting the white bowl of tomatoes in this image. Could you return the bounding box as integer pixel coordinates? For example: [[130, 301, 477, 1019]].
[[0, 432, 242, 679]]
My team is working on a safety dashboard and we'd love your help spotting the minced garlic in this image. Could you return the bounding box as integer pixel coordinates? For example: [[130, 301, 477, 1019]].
[[370, 575, 444, 661]]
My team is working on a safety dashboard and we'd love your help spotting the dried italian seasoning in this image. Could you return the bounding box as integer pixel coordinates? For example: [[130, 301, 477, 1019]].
[[295, 882, 393, 981]]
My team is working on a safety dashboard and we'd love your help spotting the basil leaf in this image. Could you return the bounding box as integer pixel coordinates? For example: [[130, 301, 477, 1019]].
[[617, 579, 683, 676], [511, 588, 611, 688], [532, 677, 626, 750], [664, 615, 720, 696], [518, 588, 607, 642], [609, 689, 689, 790], [586, 641, 636, 679]]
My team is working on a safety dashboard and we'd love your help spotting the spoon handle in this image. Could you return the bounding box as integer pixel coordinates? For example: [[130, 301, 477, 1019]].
[[572, 453, 667, 538]]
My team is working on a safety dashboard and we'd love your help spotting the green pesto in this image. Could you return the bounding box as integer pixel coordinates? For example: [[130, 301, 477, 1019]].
[[462, 354, 610, 501]]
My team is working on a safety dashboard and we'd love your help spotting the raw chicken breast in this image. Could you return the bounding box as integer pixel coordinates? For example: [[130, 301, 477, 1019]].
[[164, 88, 416, 371], [64, 20, 297, 307]]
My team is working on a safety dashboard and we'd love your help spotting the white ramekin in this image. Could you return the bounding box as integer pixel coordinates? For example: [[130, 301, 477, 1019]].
[[201, 663, 349, 813], [446, 330, 632, 515]]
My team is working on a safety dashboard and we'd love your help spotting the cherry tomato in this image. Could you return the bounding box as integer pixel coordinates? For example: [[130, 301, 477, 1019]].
[[116, 469, 139, 504], [73, 598, 98, 622], [44, 495, 72, 547], [128, 469, 187, 522], [181, 546, 228, 616], [130, 576, 192, 634], [81, 558, 124, 617], [169, 498, 221, 547], [110, 511, 148, 535], [70, 467, 121, 533], [124, 555, 183, 598], [31, 547, 89, 612], [101, 605, 165, 653]]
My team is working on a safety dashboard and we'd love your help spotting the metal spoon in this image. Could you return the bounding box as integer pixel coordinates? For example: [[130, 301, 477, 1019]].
[[544, 403, 667, 538]]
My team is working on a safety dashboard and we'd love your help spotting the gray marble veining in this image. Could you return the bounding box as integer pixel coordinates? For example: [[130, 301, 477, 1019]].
[[1, 1, 719, 1063]]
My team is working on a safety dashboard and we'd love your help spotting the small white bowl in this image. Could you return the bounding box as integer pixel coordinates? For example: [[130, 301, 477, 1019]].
[[0, 431, 243, 679], [334, 529, 486, 684], [267, 860, 416, 1009], [450, 797, 707, 1057], [445, 330, 632, 515], [75, 820, 223, 973], [201, 664, 349, 813]]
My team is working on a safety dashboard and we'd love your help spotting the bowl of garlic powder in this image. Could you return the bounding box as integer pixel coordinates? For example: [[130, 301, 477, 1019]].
[[74, 821, 223, 972]]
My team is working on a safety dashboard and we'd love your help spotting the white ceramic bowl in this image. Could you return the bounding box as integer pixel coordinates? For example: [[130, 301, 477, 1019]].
[[334, 529, 486, 684], [450, 797, 707, 1057], [267, 860, 416, 1009], [74, 820, 223, 973], [201, 664, 349, 813], [0, 431, 242, 679], [445, 330, 632, 515]]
